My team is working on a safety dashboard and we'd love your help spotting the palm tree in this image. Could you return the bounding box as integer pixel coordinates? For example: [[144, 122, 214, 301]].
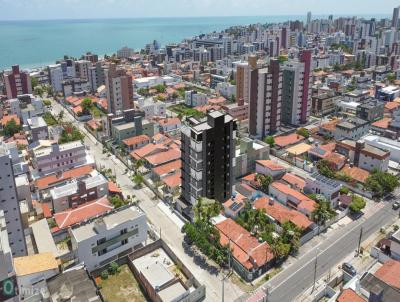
[[311, 201, 335, 227], [57, 110, 64, 124], [134, 159, 144, 174], [132, 173, 144, 188], [256, 174, 273, 193], [194, 197, 203, 222]]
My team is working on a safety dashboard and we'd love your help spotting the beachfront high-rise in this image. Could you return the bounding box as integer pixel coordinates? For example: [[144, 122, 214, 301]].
[[281, 49, 313, 126], [3, 65, 32, 99], [105, 63, 134, 115], [392, 6, 400, 28], [181, 111, 236, 205], [249, 59, 282, 139]]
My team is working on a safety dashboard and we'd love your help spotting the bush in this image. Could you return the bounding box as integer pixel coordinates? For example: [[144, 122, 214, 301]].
[[339, 187, 350, 195], [100, 270, 109, 280], [296, 128, 310, 138], [108, 262, 120, 275], [349, 195, 366, 213]]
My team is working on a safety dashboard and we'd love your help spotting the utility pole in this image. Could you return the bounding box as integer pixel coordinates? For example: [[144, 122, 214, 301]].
[[357, 227, 363, 256], [311, 248, 319, 293], [222, 273, 225, 302]]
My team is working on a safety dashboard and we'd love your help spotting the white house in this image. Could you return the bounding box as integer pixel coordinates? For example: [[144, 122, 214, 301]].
[[136, 97, 166, 118], [185, 90, 208, 107], [304, 173, 341, 208], [255, 160, 286, 179], [70, 205, 147, 272]]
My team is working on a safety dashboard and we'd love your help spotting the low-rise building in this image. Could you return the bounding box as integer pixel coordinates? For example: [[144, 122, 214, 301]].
[[136, 97, 166, 118], [32, 141, 91, 176], [234, 138, 269, 178], [50, 172, 108, 213], [158, 117, 181, 133], [122, 135, 151, 152], [336, 139, 390, 172], [185, 90, 207, 107], [70, 205, 147, 272], [356, 98, 384, 122], [255, 160, 286, 179], [334, 117, 370, 140], [304, 173, 341, 207], [269, 182, 316, 218], [27, 116, 49, 142], [363, 134, 400, 163], [221, 102, 249, 121], [311, 92, 341, 116]]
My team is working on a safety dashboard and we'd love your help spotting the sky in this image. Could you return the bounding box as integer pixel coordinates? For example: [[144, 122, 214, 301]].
[[0, 0, 397, 21]]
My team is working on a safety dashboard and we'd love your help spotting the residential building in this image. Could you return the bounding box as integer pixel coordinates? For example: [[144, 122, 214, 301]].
[[216, 81, 236, 99], [0, 146, 27, 257], [249, 59, 282, 138], [234, 137, 269, 178], [158, 117, 181, 133], [136, 97, 166, 118], [70, 205, 147, 272], [105, 63, 134, 114], [122, 135, 151, 152], [50, 172, 108, 213], [185, 90, 207, 107], [221, 102, 249, 121], [356, 98, 384, 122], [236, 61, 251, 104], [32, 141, 91, 176], [48, 64, 63, 92], [255, 160, 286, 179], [334, 117, 370, 140], [117, 46, 135, 59], [27, 116, 49, 142], [181, 111, 236, 205], [62, 78, 91, 97], [14, 253, 59, 295], [133, 75, 176, 89], [74, 60, 91, 80], [336, 139, 390, 172], [214, 217, 273, 281], [281, 50, 313, 126], [363, 134, 400, 163], [304, 173, 341, 207], [393, 6, 400, 28], [269, 182, 316, 218], [311, 91, 340, 116], [111, 118, 157, 143], [3, 65, 32, 99]]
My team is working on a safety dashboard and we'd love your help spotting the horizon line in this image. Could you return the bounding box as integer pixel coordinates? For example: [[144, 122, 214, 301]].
[[0, 13, 391, 23]]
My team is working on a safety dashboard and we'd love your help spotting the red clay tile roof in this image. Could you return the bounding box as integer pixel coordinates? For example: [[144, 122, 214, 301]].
[[281, 173, 306, 190], [145, 148, 181, 166], [1, 114, 20, 126], [372, 117, 392, 129], [385, 101, 400, 111], [158, 117, 181, 126], [326, 152, 347, 167], [254, 197, 313, 230], [337, 289, 365, 302], [131, 144, 167, 160], [41, 203, 52, 218], [108, 181, 122, 193], [152, 160, 181, 177], [208, 97, 226, 105], [35, 165, 94, 190], [274, 133, 305, 148], [340, 165, 370, 183], [223, 193, 246, 214], [54, 196, 113, 229], [374, 259, 400, 289], [256, 160, 286, 171], [320, 119, 339, 132], [162, 172, 181, 188], [122, 135, 150, 147], [215, 218, 273, 270], [271, 182, 317, 213]]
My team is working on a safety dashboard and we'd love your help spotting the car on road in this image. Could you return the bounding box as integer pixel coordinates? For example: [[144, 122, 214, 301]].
[[393, 202, 400, 210], [342, 262, 356, 276]]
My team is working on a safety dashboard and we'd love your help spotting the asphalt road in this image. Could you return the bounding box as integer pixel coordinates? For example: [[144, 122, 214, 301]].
[[258, 201, 398, 302]]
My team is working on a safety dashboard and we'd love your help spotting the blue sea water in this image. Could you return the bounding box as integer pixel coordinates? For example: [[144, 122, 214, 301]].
[[0, 15, 390, 70]]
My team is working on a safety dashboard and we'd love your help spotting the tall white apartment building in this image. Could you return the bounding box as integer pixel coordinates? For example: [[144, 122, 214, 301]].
[[48, 64, 63, 93]]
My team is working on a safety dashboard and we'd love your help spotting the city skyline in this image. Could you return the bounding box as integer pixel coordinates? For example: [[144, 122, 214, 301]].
[[0, 0, 397, 21]]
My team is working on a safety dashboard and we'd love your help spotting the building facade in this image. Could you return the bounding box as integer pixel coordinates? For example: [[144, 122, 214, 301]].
[[3, 65, 32, 99], [181, 111, 236, 205]]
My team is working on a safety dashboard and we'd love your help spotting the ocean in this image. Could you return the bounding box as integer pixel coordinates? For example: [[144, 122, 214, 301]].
[[0, 15, 390, 70]]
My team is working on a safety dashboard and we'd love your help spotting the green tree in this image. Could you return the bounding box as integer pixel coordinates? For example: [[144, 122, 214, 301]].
[[296, 128, 310, 138], [256, 174, 273, 194], [311, 201, 335, 226], [108, 196, 126, 208], [339, 187, 350, 195], [132, 173, 144, 188], [348, 195, 366, 213], [3, 119, 22, 137], [58, 110, 64, 123], [31, 76, 39, 89], [154, 84, 166, 93], [81, 97, 93, 115], [264, 136, 275, 148], [133, 159, 144, 173], [316, 159, 336, 179], [365, 170, 400, 197], [387, 73, 396, 83]]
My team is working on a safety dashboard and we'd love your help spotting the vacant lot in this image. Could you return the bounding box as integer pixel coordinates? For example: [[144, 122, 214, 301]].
[[98, 264, 149, 302]]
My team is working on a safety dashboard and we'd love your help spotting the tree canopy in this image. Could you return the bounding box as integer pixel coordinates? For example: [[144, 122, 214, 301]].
[[348, 195, 366, 213], [365, 170, 399, 197], [3, 119, 22, 137], [264, 136, 275, 148], [296, 128, 310, 138]]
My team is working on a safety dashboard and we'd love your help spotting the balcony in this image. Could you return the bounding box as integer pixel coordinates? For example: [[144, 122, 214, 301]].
[[190, 140, 202, 152]]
